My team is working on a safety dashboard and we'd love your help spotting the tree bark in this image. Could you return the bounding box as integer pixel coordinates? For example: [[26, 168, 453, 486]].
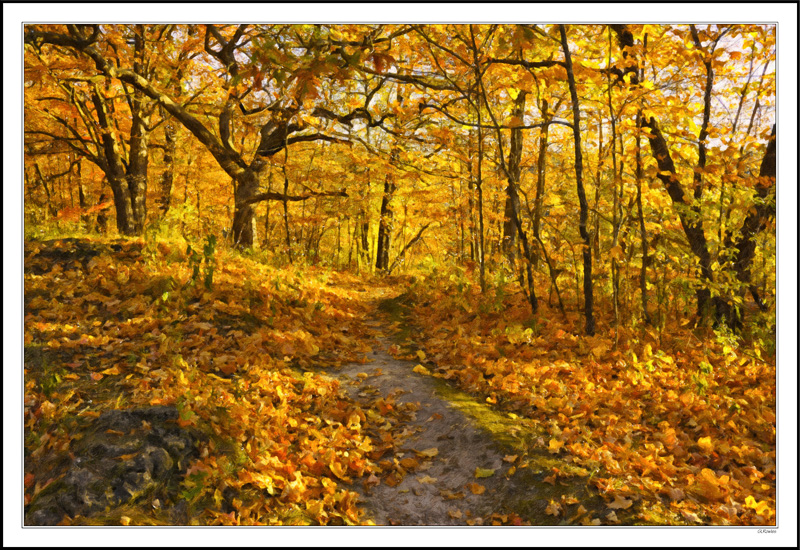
[[375, 151, 397, 271], [127, 24, 150, 233], [560, 24, 596, 335], [719, 125, 776, 325], [25, 26, 350, 248], [634, 111, 652, 324], [158, 118, 176, 216], [612, 24, 717, 324], [532, 98, 551, 270], [501, 92, 526, 260], [91, 86, 136, 234]]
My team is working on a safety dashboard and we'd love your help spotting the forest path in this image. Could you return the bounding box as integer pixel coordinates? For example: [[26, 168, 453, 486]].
[[325, 289, 589, 526], [332, 329, 530, 525]]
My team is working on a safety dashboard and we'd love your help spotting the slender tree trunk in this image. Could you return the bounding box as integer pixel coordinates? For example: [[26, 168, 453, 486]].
[[360, 214, 370, 269], [282, 160, 291, 262], [475, 113, 486, 292], [635, 111, 652, 324], [375, 150, 397, 271], [34, 163, 58, 219], [502, 89, 527, 263], [532, 98, 551, 270], [560, 24, 595, 335], [75, 160, 91, 230], [502, 90, 538, 313], [467, 148, 477, 262], [607, 69, 622, 344], [593, 112, 603, 258]]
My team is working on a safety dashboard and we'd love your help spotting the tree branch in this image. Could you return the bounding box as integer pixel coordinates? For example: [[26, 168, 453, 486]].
[[387, 222, 433, 274], [236, 188, 348, 208]]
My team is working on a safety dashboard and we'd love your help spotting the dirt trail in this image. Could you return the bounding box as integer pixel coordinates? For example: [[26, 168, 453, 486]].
[[330, 322, 549, 526]]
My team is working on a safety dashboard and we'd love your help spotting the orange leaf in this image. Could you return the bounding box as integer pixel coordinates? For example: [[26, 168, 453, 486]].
[[219, 362, 238, 376], [399, 457, 419, 470], [466, 482, 485, 495], [384, 472, 402, 487], [90, 372, 104, 381]]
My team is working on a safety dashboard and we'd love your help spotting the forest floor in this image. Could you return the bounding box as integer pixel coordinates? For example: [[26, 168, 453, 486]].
[[331, 293, 644, 526], [22, 236, 776, 526]]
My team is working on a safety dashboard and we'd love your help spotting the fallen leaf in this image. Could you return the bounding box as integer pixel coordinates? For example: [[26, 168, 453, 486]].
[[666, 487, 685, 501], [400, 457, 420, 470], [503, 454, 518, 463], [417, 475, 437, 484], [416, 350, 427, 361], [448, 509, 462, 519], [607, 494, 633, 510], [681, 509, 703, 523], [412, 364, 431, 375], [606, 511, 620, 523], [414, 447, 439, 458], [466, 482, 486, 495], [90, 372, 104, 381], [474, 467, 495, 478], [120, 516, 131, 526], [545, 500, 562, 516], [548, 438, 564, 453], [697, 436, 715, 453], [101, 365, 121, 375], [568, 504, 589, 523], [384, 472, 403, 487], [364, 473, 380, 489]]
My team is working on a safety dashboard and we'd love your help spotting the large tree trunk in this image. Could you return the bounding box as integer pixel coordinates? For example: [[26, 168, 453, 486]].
[[127, 24, 150, 233], [560, 25, 596, 336], [231, 168, 260, 247], [158, 119, 176, 216], [91, 87, 137, 235], [128, 118, 149, 233]]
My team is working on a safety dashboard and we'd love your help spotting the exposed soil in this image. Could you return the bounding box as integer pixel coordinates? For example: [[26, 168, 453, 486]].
[[25, 406, 202, 526], [329, 299, 636, 526]]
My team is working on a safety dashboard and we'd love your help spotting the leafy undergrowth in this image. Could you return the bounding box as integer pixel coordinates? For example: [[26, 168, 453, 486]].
[[24, 236, 396, 525], [390, 276, 776, 526]]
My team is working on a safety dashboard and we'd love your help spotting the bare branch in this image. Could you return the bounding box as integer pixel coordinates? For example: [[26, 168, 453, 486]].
[[236, 188, 348, 208]]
